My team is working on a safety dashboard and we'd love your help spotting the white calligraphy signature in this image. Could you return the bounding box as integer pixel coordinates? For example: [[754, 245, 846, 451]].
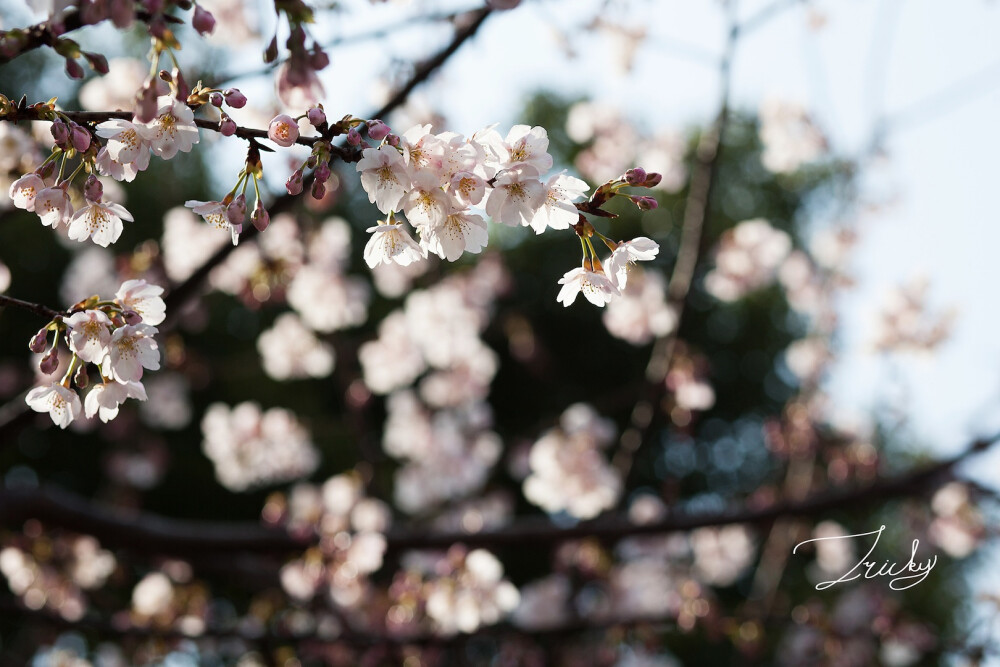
[[792, 525, 937, 591]]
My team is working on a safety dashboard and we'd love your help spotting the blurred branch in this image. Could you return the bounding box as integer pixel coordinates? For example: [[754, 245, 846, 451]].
[[612, 5, 739, 478], [0, 433, 993, 557], [371, 7, 493, 121], [0, 11, 87, 65], [0, 294, 61, 321]]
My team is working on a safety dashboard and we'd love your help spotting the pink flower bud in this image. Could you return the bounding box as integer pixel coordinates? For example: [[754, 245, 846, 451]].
[[263, 36, 279, 63], [123, 309, 143, 325], [83, 174, 103, 202], [227, 194, 247, 225], [28, 328, 49, 354], [37, 161, 56, 181], [251, 202, 270, 232], [192, 5, 216, 34], [268, 114, 299, 147], [50, 120, 70, 147], [307, 107, 326, 127], [311, 180, 326, 200], [309, 47, 329, 70], [135, 82, 158, 123], [632, 195, 658, 211], [39, 349, 59, 375], [173, 67, 190, 102], [285, 169, 304, 195], [224, 88, 247, 108], [366, 119, 390, 141], [347, 127, 361, 146], [314, 161, 330, 184], [386, 134, 400, 148], [74, 364, 89, 389], [70, 124, 91, 152], [210, 92, 224, 107], [643, 172, 663, 188], [84, 52, 109, 74], [110, 313, 125, 327], [625, 167, 647, 186], [65, 57, 84, 79], [219, 115, 236, 136]]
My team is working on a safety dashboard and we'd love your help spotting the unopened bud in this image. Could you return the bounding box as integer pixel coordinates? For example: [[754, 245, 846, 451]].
[[386, 133, 400, 148], [28, 328, 49, 354], [135, 82, 158, 123], [307, 106, 326, 127], [83, 174, 103, 202], [346, 127, 361, 146], [65, 57, 84, 79], [50, 120, 70, 147], [309, 47, 330, 71], [224, 88, 247, 108], [219, 115, 236, 136], [624, 167, 646, 186], [70, 124, 91, 152], [366, 119, 390, 141], [84, 52, 109, 74], [192, 5, 216, 34], [123, 309, 143, 325], [285, 169, 304, 195], [39, 349, 59, 375], [251, 202, 270, 232], [74, 364, 89, 389], [643, 172, 662, 188], [632, 195, 658, 211], [263, 35, 279, 63], [314, 161, 330, 184], [210, 92, 224, 107], [37, 161, 56, 181], [311, 180, 326, 200], [173, 68, 190, 102], [226, 194, 247, 224]]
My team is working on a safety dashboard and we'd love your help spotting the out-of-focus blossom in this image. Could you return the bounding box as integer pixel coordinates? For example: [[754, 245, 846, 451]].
[[705, 219, 791, 301], [201, 402, 319, 491], [872, 278, 956, 353], [690, 525, 755, 587], [257, 312, 336, 380], [758, 99, 827, 173], [603, 269, 676, 345]]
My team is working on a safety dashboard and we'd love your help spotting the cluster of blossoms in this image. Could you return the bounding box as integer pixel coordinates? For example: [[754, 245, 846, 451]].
[[267, 473, 392, 612], [704, 218, 793, 302], [872, 277, 956, 353], [522, 403, 622, 520], [0, 535, 116, 622], [24, 279, 164, 429], [758, 98, 828, 174], [200, 401, 319, 491], [390, 547, 520, 637], [353, 121, 662, 306]]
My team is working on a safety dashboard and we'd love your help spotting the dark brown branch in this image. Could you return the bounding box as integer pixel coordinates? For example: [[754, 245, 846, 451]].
[[0, 10, 86, 66], [0, 435, 992, 558], [0, 293, 61, 320], [372, 7, 493, 120]]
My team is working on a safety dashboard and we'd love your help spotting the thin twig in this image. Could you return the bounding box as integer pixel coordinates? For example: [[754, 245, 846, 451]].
[[0, 294, 61, 320]]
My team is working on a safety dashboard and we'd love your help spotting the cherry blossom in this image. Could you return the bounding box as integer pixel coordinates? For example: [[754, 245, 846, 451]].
[[84, 380, 147, 423], [356, 146, 412, 213], [64, 309, 112, 363], [25, 382, 82, 429], [67, 198, 133, 247], [556, 266, 620, 307], [138, 96, 200, 159], [421, 211, 489, 261], [184, 199, 241, 245], [8, 173, 45, 211], [114, 279, 166, 326], [363, 222, 426, 268], [529, 172, 589, 233], [604, 236, 660, 290], [34, 186, 73, 227], [485, 165, 544, 227], [101, 323, 160, 383]]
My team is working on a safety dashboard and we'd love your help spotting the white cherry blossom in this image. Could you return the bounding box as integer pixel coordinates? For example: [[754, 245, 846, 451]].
[[184, 199, 240, 245], [356, 146, 411, 214], [604, 236, 660, 290], [9, 173, 44, 211], [363, 222, 425, 268], [528, 172, 589, 233], [64, 309, 112, 363], [421, 211, 489, 261], [139, 96, 200, 159], [556, 266, 620, 307], [84, 380, 147, 423], [115, 279, 166, 326], [34, 187, 73, 227], [95, 119, 149, 165], [67, 199, 133, 247], [485, 165, 544, 227], [102, 323, 160, 383], [25, 383, 82, 429]]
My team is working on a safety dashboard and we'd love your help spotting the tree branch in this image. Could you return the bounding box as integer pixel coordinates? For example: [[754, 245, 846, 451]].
[[0, 294, 61, 321], [0, 435, 991, 558]]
